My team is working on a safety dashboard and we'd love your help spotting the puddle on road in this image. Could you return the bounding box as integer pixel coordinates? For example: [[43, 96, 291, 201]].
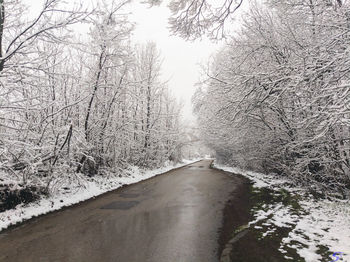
[[118, 193, 140, 198], [187, 166, 205, 169], [101, 201, 139, 210]]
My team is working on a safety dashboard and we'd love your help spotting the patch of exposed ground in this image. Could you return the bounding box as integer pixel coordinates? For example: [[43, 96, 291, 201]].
[[218, 175, 337, 262]]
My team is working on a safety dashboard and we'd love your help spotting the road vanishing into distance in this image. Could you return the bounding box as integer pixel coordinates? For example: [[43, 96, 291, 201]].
[[0, 160, 250, 262]]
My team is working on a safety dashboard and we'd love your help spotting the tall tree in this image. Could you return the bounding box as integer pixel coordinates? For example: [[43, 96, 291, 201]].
[[193, 0, 350, 196]]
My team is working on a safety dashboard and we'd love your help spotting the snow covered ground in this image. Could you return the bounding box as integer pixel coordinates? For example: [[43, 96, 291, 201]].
[[0, 159, 200, 232], [214, 163, 350, 262]]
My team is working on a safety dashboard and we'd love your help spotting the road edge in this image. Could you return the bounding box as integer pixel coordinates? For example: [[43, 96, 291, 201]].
[[0, 159, 203, 234]]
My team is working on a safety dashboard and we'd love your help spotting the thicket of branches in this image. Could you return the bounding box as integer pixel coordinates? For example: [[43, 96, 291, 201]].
[[193, 0, 350, 197], [147, 0, 244, 39], [0, 0, 182, 194]]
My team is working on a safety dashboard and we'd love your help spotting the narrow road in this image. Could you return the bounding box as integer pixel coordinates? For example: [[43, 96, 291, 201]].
[[0, 160, 249, 262]]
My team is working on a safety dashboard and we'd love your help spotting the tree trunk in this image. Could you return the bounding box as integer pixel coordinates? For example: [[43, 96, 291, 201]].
[[0, 0, 5, 72]]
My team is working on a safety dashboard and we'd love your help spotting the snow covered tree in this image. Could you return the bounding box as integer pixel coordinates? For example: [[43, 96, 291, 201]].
[[194, 0, 350, 197], [0, 0, 183, 200], [129, 42, 182, 168], [146, 0, 244, 39], [0, 0, 89, 187], [76, 0, 133, 174]]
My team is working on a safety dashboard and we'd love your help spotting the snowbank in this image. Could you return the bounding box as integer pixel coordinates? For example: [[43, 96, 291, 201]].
[[214, 163, 350, 262], [0, 159, 200, 232]]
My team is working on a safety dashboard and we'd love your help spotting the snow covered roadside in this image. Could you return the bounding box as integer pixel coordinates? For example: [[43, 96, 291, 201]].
[[0, 159, 200, 232], [214, 163, 350, 262]]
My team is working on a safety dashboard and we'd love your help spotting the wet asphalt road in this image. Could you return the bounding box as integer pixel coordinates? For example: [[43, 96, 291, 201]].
[[0, 160, 246, 262]]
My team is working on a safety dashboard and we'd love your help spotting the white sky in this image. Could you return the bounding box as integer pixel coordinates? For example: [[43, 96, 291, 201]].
[[129, 2, 221, 121]]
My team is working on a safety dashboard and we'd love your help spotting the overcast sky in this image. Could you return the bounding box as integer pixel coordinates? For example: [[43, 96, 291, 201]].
[[129, 1, 249, 122], [129, 2, 222, 121]]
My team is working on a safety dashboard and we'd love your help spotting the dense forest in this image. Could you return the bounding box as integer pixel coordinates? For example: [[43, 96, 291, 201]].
[[0, 0, 183, 199], [192, 0, 350, 197]]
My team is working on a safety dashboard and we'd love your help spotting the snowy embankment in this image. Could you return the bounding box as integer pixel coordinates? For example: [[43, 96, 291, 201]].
[[0, 159, 200, 232], [214, 163, 350, 262]]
